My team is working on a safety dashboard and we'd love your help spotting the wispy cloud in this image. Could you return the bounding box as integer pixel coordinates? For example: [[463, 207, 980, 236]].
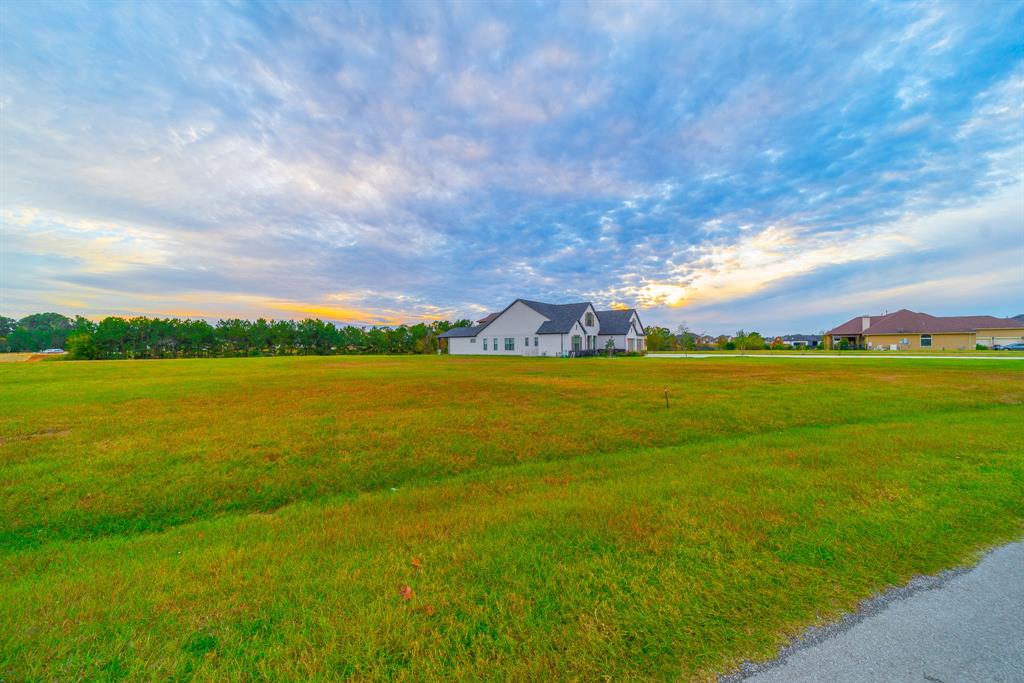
[[2, 1, 1021, 332]]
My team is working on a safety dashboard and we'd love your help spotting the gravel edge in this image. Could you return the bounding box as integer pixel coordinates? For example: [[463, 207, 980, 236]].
[[717, 546, 1003, 682]]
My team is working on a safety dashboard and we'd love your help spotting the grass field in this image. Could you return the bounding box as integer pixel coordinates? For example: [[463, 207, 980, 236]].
[[2, 356, 1022, 680]]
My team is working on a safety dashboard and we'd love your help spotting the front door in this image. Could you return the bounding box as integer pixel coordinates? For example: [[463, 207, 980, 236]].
[[572, 335, 582, 351]]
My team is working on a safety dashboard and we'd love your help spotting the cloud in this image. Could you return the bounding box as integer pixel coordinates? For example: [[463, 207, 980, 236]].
[[2, 1, 1022, 332]]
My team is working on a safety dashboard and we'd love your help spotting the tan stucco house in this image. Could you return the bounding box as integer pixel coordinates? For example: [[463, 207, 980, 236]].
[[826, 309, 1024, 351]]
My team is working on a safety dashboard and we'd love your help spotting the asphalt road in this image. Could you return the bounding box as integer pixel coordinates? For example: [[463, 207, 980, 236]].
[[726, 541, 1024, 683]]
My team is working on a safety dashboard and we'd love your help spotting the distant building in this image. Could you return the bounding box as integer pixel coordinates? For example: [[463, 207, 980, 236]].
[[779, 334, 821, 348], [438, 299, 646, 356], [826, 309, 1024, 350]]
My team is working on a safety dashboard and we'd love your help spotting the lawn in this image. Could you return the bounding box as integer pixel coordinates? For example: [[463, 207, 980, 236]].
[[2, 356, 1022, 680]]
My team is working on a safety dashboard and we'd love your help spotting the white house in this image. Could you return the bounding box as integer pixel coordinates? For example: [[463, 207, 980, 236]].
[[439, 299, 646, 356]]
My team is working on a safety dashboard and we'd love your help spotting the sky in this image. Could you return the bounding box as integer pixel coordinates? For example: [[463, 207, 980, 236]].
[[2, 1, 1022, 335]]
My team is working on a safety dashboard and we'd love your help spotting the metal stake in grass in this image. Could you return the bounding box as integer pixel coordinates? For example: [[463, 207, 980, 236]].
[[665, 387, 669, 409]]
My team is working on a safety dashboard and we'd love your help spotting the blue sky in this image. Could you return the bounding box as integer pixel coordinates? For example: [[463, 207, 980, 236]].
[[2, 1, 1022, 335]]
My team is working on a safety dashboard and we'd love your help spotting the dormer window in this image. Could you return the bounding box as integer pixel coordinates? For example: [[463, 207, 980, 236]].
[[585, 312, 595, 327]]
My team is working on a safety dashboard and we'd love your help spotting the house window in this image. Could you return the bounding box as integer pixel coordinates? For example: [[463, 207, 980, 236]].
[[470, 338, 476, 343], [493, 338, 497, 351], [483, 339, 487, 351], [921, 334, 932, 347], [525, 337, 530, 347], [572, 335, 582, 351], [534, 337, 539, 347], [505, 337, 514, 351], [585, 312, 594, 327]]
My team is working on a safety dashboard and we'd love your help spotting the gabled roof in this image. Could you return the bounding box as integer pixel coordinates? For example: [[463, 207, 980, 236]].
[[596, 309, 640, 335], [476, 312, 500, 325], [827, 315, 880, 336], [828, 309, 1022, 336], [519, 300, 593, 334]]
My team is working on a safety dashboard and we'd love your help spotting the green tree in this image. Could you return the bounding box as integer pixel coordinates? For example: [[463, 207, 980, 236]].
[[94, 317, 130, 358], [8, 327, 35, 352], [0, 316, 18, 337], [645, 326, 673, 352], [66, 332, 98, 360], [676, 323, 697, 352]]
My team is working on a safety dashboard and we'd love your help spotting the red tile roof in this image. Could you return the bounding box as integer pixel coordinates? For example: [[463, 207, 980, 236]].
[[827, 309, 1022, 336]]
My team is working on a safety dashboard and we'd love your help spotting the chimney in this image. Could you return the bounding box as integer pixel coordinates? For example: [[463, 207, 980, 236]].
[[861, 316, 871, 331]]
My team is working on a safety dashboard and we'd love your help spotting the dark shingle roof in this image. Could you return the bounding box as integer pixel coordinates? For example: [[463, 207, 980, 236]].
[[520, 300, 592, 334], [438, 325, 485, 338], [595, 309, 637, 335], [781, 334, 821, 342]]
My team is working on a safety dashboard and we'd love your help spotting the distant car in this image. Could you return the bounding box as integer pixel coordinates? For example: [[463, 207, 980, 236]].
[[1000, 342, 1024, 351], [39, 348, 66, 354]]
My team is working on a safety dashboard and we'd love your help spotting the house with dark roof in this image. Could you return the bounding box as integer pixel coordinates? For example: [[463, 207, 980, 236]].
[[826, 309, 1024, 350], [779, 334, 822, 348], [438, 299, 646, 356]]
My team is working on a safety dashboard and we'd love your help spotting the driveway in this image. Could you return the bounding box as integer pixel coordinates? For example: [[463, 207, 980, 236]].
[[725, 541, 1024, 682]]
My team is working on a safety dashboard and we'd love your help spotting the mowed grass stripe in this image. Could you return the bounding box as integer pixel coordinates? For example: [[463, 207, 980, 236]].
[[2, 356, 1022, 550], [2, 407, 1022, 680]]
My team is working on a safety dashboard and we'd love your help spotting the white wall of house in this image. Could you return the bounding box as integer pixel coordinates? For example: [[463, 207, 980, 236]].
[[580, 304, 600, 350], [474, 301, 548, 355], [597, 334, 626, 350], [536, 334, 566, 356], [447, 337, 478, 355]]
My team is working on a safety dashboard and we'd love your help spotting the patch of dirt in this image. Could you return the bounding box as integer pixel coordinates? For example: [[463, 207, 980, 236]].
[[0, 428, 71, 445]]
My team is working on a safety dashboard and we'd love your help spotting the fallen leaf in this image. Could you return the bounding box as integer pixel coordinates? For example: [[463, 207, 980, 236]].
[[411, 557, 422, 570], [399, 585, 414, 601]]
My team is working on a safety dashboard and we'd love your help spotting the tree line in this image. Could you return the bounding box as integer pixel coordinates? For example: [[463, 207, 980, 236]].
[[644, 325, 794, 352], [1, 312, 819, 359], [0, 312, 471, 359]]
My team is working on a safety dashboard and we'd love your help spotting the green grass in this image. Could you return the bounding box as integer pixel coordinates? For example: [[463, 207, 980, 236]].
[[2, 356, 1022, 680]]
